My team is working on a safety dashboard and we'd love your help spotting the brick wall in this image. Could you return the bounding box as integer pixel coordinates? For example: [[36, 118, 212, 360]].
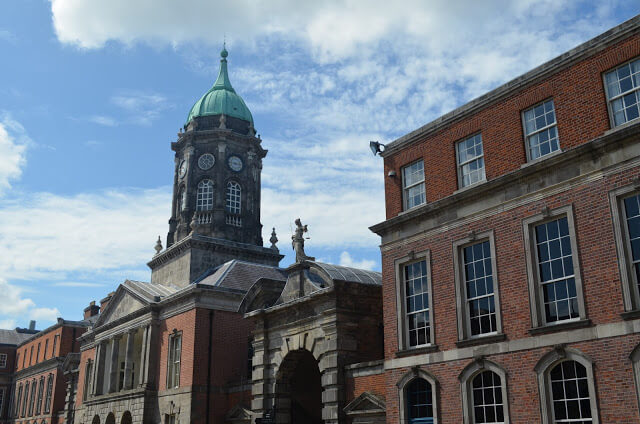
[[75, 347, 95, 408], [345, 373, 386, 402], [13, 368, 64, 424], [383, 34, 640, 219]]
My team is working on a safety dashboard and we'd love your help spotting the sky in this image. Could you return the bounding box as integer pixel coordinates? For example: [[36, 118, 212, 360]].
[[0, 1, 637, 330]]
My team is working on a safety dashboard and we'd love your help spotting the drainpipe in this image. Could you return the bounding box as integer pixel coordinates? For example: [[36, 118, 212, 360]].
[[206, 310, 214, 424]]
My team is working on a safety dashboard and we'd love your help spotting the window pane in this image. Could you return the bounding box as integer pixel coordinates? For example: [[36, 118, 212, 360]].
[[457, 134, 485, 188], [196, 179, 214, 211], [406, 378, 433, 422], [524, 99, 560, 160], [549, 361, 593, 423], [606, 59, 640, 127], [405, 260, 430, 347], [463, 241, 497, 336], [471, 371, 505, 424]]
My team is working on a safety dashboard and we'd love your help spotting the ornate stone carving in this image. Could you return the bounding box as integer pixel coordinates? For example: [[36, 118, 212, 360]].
[[270, 228, 279, 251], [154, 236, 163, 254]]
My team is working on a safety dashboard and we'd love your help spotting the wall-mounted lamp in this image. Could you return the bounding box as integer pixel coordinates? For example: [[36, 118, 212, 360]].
[[388, 170, 396, 177], [369, 141, 385, 156]]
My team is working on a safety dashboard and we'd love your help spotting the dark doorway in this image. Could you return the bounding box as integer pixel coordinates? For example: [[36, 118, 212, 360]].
[[121, 411, 132, 424], [276, 350, 322, 424]]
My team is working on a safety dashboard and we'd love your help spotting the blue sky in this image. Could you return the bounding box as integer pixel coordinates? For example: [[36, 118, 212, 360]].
[[0, 0, 637, 329]]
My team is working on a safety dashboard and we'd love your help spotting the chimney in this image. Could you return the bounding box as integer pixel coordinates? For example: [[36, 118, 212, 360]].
[[28, 320, 36, 330], [100, 292, 115, 313], [83, 301, 100, 319]]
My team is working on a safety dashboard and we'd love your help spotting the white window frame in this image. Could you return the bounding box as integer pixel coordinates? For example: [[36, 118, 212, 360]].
[[225, 180, 242, 215], [521, 99, 560, 162], [167, 331, 182, 389], [456, 133, 486, 188], [534, 348, 599, 424], [395, 250, 435, 351], [523, 205, 587, 329], [397, 368, 439, 424], [402, 160, 426, 211], [0, 353, 6, 368], [603, 56, 640, 128], [459, 359, 510, 424], [453, 231, 504, 342], [35, 376, 44, 415], [609, 185, 640, 313], [196, 179, 214, 211]]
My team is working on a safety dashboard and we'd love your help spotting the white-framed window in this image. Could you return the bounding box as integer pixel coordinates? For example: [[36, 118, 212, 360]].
[[196, 179, 214, 211], [0, 353, 7, 368], [35, 377, 44, 415], [14, 384, 22, 418], [226, 181, 241, 214], [167, 331, 182, 389], [395, 251, 435, 350], [535, 348, 599, 424], [402, 160, 425, 210], [52, 335, 59, 358], [83, 360, 93, 401], [522, 99, 559, 161], [456, 133, 485, 188], [453, 232, 503, 341], [604, 57, 640, 127], [21, 381, 28, 417], [28, 378, 36, 416], [397, 368, 439, 424], [460, 359, 510, 424], [610, 186, 640, 312], [523, 206, 586, 329]]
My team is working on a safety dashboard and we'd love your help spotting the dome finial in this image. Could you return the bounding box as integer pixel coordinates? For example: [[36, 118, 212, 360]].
[[221, 36, 228, 59]]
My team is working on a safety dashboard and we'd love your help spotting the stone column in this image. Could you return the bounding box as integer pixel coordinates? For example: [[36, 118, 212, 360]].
[[123, 329, 136, 390], [138, 325, 148, 387], [108, 336, 121, 393], [140, 325, 152, 387], [93, 341, 107, 395]]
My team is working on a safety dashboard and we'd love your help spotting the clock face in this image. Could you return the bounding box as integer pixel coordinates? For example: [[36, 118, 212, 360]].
[[228, 155, 243, 172], [178, 160, 187, 178], [198, 153, 215, 170]]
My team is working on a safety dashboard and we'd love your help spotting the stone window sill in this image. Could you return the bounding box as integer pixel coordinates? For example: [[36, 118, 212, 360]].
[[395, 344, 439, 358], [621, 309, 640, 320], [456, 333, 506, 348], [528, 319, 592, 335], [520, 149, 563, 169]]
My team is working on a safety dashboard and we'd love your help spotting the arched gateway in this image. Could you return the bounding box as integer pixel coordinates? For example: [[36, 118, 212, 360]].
[[241, 256, 384, 424], [276, 350, 323, 424]]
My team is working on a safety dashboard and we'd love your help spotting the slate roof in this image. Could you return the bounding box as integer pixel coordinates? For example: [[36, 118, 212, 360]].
[[314, 262, 382, 286], [0, 328, 37, 346], [123, 280, 179, 303], [198, 260, 287, 292]]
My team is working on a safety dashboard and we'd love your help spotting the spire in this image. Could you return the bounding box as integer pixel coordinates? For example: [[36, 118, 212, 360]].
[[212, 45, 235, 92]]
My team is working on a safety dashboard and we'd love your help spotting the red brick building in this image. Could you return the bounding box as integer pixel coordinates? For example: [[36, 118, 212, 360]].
[[0, 326, 38, 424], [11, 320, 88, 424], [370, 14, 640, 424]]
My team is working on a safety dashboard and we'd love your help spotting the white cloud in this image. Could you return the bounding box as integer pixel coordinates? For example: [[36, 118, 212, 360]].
[[52, 282, 106, 287], [339, 251, 376, 271], [111, 92, 168, 126], [0, 279, 60, 327], [0, 188, 170, 280], [0, 319, 17, 330], [0, 116, 28, 196], [89, 115, 118, 127]]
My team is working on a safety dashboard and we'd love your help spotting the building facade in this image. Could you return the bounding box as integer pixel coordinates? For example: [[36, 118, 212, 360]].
[[11, 320, 88, 424], [371, 15, 640, 424], [0, 326, 38, 424]]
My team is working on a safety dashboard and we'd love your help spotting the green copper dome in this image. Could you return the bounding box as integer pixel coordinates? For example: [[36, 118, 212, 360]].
[[186, 48, 254, 125]]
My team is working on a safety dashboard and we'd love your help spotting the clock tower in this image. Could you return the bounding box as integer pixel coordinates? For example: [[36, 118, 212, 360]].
[[148, 47, 283, 287]]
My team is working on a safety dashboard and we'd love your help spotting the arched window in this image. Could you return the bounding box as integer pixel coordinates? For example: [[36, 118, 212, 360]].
[[397, 368, 438, 424], [28, 378, 36, 416], [535, 348, 598, 424], [196, 180, 214, 211], [21, 381, 28, 417], [226, 181, 241, 214], [459, 359, 509, 424], [14, 383, 22, 418], [407, 378, 434, 423], [631, 344, 640, 412], [91, 415, 100, 424]]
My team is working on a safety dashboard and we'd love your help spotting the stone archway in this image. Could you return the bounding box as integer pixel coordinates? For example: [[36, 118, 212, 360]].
[[121, 411, 132, 424], [92, 415, 100, 424], [105, 412, 116, 424], [275, 349, 323, 424]]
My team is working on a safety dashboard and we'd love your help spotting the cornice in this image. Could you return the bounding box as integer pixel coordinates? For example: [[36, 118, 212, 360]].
[[371, 122, 640, 238], [148, 233, 283, 268], [15, 357, 63, 379]]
